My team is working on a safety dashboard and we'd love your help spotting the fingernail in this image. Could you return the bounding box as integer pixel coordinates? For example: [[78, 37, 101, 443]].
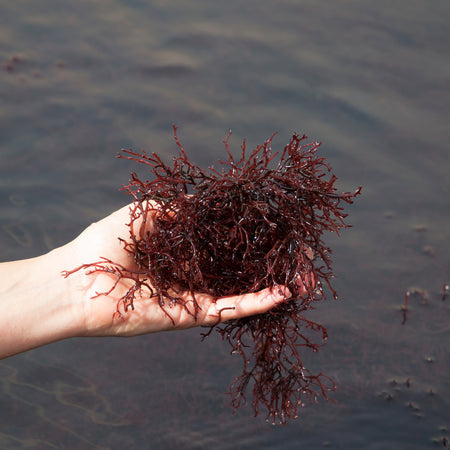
[[271, 285, 291, 301]]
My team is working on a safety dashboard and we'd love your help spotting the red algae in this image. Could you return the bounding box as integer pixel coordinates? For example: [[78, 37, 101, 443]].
[[70, 126, 361, 424]]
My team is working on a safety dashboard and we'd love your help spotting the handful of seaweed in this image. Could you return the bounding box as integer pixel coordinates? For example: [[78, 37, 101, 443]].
[[90, 126, 360, 424]]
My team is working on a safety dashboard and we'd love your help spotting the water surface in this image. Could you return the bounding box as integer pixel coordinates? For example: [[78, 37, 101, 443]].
[[1, 1, 449, 448]]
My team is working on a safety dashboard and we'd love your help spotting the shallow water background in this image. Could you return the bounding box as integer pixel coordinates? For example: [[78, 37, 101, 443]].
[[1, 0, 449, 448]]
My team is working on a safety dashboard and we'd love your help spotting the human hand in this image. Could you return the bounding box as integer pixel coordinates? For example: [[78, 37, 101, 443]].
[[67, 203, 296, 338]]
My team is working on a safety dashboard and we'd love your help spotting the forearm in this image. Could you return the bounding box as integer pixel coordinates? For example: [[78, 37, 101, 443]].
[[0, 244, 85, 359]]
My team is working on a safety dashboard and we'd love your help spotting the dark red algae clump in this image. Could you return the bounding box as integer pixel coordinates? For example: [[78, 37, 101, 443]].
[[88, 126, 360, 424]]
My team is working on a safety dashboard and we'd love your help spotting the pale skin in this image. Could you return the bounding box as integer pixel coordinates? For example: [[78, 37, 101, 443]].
[[0, 202, 304, 360]]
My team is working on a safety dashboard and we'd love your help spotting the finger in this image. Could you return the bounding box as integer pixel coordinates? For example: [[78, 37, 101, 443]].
[[296, 271, 315, 296], [206, 286, 291, 324]]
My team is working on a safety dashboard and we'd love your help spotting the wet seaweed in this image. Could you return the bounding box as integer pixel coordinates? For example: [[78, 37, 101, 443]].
[[71, 126, 361, 424]]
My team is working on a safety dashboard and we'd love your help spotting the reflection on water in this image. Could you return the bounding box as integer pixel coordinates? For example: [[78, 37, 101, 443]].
[[1, 0, 449, 448], [0, 359, 125, 449]]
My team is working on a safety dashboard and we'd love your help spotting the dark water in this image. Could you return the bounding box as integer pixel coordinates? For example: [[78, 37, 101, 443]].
[[1, 0, 449, 448]]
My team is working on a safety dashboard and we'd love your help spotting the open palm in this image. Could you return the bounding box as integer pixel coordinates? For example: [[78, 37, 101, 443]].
[[67, 203, 292, 338]]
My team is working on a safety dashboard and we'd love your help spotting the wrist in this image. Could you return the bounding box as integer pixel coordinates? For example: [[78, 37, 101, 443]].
[[43, 243, 89, 337], [28, 244, 88, 345]]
